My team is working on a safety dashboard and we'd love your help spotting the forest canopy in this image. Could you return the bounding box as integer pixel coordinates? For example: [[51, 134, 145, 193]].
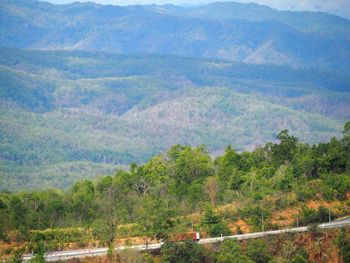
[[0, 122, 349, 255]]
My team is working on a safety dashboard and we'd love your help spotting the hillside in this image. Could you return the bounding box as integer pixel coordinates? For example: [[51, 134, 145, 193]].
[[0, 48, 349, 190], [1, 1, 350, 73], [1, 1, 350, 190], [1, 1, 350, 261], [1, 129, 350, 262]]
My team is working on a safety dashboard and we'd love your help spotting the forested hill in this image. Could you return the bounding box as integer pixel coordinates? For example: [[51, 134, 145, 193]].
[[1, 0, 350, 73], [0, 125, 349, 261], [0, 48, 348, 190], [1, 1, 350, 190]]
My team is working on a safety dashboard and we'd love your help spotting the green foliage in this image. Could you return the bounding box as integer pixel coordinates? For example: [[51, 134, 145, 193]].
[[246, 239, 271, 263], [29, 228, 90, 252], [300, 206, 333, 225], [322, 174, 350, 200], [137, 197, 176, 241], [240, 205, 270, 231], [337, 228, 350, 262], [92, 219, 115, 247], [0, 48, 347, 191], [201, 207, 231, 237], [307, 224, 323, 236], [209, 222, 232, 237], [161, 241, 205, 263], [0, 127, 349, 251], [201, 207, 221, 226], [12, 248, 25, 263], [216, 240, 253, 263], [290, 253, 308, 263], [273, 130, 298, 165], [30, 240, 45, 263]]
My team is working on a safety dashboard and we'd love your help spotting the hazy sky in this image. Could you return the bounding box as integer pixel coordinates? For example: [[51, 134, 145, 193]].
[[45, 0, 350, 19]]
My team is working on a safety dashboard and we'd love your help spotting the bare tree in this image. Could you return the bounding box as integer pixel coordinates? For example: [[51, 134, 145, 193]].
[[133, 177, 151, 197], [205, 176, 219, 206]]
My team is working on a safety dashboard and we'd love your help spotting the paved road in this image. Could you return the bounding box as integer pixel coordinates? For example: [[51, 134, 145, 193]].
[[23, 217, 350, 262]]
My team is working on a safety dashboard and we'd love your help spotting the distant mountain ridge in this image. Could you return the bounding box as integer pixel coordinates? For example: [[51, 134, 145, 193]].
[[1, 0, 350, 73]]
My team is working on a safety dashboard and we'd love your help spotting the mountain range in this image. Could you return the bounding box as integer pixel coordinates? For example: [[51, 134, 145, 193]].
[[0, 0, 349, 190], [2, 0, 350, 72]]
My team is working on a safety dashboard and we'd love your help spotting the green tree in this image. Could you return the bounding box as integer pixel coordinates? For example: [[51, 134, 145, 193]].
[[216, 146, 242, 181], [187, 181, 203, 211], [30, 239, 45, 263], [173, 145, 213, 185], [201, 207, 231, 237], [70, 180, 96, 223], [95, 178, 121, 258], [0, 197, 9, 242], [137, 197, 176, 247], [246, 239, 271, 263], [216, 240, 253, 263], [161, 241, 205, 263], [343, 121, 350, 169], [318, 138, 347, 173], [273, 129, 298, 165]]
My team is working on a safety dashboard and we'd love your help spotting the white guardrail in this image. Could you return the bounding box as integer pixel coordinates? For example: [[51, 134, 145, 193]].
[[22, 217, 350, 262]]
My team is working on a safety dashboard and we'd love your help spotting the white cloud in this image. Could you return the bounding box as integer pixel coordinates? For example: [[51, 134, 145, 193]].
[[46, 0, 350, 19]]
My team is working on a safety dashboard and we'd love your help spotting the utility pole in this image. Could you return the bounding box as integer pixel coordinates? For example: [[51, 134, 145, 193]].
[[262, 213, 264, 232], [329, 209, 331, 223], [296, 212, 299, 228]]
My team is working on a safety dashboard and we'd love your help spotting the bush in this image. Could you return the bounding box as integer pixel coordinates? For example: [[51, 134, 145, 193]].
[[240, 205, 270, 231], [336, 227, 350, 262], [216, 240, 253, 263], [12, 248, 25, 263], [321, 185, 334, 201], [290, 253, 308, 263], [161, 240, 206, 263], [294, 181, 317, 202], [209, 222, 231, 237], [308, 224, 323, 237], [322, 174, 350, 200], [275, 192, 298, 210], [300, 206, 333, 226], [201, 207, 231, 237], [246, 239, 271, 263]]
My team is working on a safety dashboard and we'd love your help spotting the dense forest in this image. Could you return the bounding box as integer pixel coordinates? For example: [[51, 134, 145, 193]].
[[0, 122, 349, 262], [1, 48, 348, 191]]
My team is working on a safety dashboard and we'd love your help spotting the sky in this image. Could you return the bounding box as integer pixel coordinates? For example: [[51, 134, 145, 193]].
[[45, 0, 350, 19]]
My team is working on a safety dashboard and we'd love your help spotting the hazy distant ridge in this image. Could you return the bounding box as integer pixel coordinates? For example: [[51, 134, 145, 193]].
[[1, 0, 350, 73]]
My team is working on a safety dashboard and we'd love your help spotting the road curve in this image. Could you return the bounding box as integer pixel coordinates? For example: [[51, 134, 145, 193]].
[[23, 217, 350, 262]]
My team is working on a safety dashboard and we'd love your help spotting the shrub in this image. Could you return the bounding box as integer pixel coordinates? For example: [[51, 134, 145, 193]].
[[209, 222, 231, 237], [308, 224, 323, 237], [201, 207, 231, 237], [290, 253, 308, 263], [161, 240, 206, 263], [246, 239, 271, 263], [11, 248, 25, 263], [300, 206, 333, 226], [216, 240, 253, 263]]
